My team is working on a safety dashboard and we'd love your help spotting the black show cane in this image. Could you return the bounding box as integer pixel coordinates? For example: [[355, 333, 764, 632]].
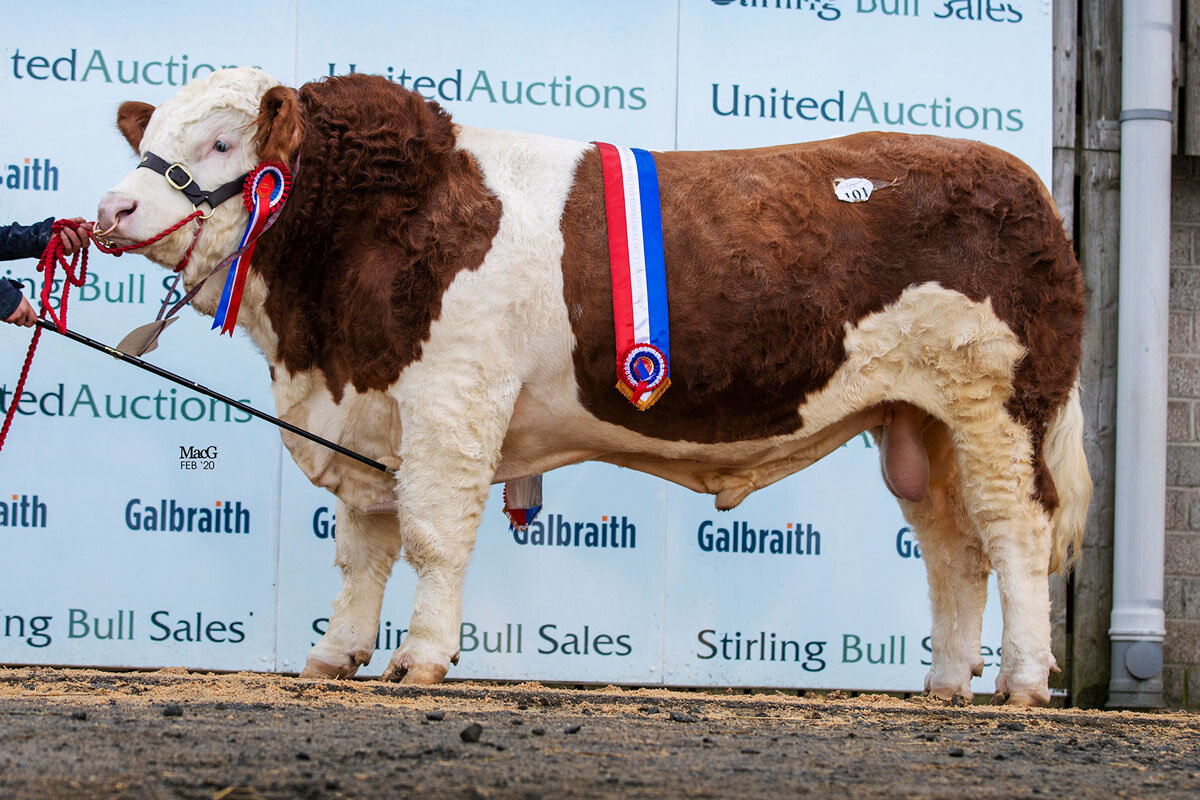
[[31, 318, 389, 474]]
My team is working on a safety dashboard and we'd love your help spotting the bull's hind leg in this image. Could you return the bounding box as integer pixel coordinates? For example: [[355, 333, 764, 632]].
[[949, 411, 1056, 707], [301, 501, 401, 678], [893, 421, 990, 701], [380, 369, 517, 685]]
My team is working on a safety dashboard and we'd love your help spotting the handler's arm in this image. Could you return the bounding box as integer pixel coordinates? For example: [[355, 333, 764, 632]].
[[0, 218, 54, 261], [1, 279, 32, 323]]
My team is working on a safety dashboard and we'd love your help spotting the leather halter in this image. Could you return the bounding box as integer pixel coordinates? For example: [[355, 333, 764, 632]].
[[138, 151, 247, 216]]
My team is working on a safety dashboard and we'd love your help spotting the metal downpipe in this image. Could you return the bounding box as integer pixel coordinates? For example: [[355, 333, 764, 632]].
[[1108, 0, 1172, 708]]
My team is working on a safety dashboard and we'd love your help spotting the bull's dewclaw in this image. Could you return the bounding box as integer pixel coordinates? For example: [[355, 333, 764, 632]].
[[98, 68, 1090, 706]]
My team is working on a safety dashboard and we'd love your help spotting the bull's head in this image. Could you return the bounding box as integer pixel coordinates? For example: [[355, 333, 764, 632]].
[[98, 67, 303, 317]]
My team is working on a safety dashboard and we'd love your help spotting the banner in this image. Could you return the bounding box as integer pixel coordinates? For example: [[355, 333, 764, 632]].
[[1, 0, 1049, 693]]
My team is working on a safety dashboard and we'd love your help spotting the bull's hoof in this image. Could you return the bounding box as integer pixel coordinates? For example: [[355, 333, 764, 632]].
[[923, 665, 978, 704], [993, 673, 1051, 707], [300, 657, 355, 679], [926, 686, 973, 705], [299, 649, 372, 679], [993, 688, 1050, 707], [401, 663, 449, 684], [381, 661, 448, 684]]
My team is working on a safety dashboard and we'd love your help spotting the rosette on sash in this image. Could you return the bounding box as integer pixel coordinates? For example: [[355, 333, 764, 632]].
[[212, 161, 292, 335], [594, 142, 671, 411]]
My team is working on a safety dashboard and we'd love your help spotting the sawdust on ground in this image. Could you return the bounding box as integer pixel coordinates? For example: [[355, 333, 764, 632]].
[[1, 667, 1197, 799]]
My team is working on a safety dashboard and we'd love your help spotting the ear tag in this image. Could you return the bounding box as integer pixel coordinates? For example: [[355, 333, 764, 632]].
[[835, 177, 874, 203], [116, 317, 178, 356]]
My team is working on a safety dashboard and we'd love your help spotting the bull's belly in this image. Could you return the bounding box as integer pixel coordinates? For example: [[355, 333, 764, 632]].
[[497, 282, 1028, 510], [496, 400, 884, 510]]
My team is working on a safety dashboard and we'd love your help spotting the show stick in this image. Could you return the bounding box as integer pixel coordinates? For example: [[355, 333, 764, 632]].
[[33, 318, 390, 474]]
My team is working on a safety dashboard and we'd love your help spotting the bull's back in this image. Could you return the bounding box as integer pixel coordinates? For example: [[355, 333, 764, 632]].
[[559, 131, 1082, 444]]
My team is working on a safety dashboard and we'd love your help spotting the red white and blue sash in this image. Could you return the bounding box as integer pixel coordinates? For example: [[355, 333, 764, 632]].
[[212, 161, 291, 335], [498, 144, 672, 530], [594, 142, 671, 411]]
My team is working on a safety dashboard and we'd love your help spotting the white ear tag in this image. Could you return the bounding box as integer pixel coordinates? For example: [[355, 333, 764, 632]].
[[835, 178, 874, 203]]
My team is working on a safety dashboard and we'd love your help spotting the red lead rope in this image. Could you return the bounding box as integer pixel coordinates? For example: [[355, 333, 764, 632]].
[[0, 212, 204, 456], [40, 219, 93, 335], [91, 209, 204, 260]]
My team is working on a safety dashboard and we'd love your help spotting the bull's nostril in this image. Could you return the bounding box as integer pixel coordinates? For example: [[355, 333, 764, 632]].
[[98, 192, 140, 232]]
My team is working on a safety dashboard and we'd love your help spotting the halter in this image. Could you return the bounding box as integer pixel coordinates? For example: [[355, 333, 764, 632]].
[[137, 151, 249, 218], [95, 155, 297, 352]]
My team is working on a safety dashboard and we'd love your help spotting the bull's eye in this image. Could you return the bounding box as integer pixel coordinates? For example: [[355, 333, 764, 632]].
[[214, 140, 231, 153]]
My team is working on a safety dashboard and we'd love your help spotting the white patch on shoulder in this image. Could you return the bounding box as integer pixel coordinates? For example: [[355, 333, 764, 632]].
[[427, 125, 589, 384]]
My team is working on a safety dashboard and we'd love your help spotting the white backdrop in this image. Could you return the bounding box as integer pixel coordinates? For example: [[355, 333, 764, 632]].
[[0, 0, 1051, 691]]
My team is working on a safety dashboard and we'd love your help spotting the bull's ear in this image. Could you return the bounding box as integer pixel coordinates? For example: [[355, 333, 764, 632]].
[[253, 85, 304, 163], [117, 101, 155, 154]]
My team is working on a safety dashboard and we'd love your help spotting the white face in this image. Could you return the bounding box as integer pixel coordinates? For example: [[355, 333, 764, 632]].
[[97, 67, 281, 272]]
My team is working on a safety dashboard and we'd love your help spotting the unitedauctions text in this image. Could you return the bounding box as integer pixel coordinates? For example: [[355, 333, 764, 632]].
[[711, 85, 1024, 132], [0, 383, 253, 424]]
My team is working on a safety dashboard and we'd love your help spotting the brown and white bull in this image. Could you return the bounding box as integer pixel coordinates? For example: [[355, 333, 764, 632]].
[[98, 68, 1090, 706]]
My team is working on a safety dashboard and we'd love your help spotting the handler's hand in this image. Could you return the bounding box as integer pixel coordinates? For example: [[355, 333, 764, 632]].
[[5, 296, 37, 327], [58, 218, 94, 255]]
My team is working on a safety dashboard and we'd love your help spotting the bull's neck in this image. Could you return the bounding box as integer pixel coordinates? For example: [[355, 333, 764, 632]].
[[177, 251, 279, 361]]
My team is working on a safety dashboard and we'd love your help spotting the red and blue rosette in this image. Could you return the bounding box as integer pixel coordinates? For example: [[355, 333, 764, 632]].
[[621, 342, 669, 408], [212, 161, 291, 335], [502, 474, 543, 531], [594, 142, 671, 410]]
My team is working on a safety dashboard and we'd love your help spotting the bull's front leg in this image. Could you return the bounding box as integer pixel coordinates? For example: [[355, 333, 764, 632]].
[[301, 501, 401, 678], [380, 369, 518, 684]]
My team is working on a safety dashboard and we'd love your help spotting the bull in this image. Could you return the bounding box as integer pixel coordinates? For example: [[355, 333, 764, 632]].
[[97, 68, 1090, 706]]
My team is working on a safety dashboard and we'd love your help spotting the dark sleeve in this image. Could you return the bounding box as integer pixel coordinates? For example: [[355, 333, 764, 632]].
[[0, 278, 24, 320], [0, 217, 54, 261]]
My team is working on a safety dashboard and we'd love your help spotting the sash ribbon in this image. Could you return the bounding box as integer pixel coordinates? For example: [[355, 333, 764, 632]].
[[593, 142, 671, 410]]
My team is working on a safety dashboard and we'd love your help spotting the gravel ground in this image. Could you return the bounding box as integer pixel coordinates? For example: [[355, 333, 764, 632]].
[[0, 667, 1198, 799]]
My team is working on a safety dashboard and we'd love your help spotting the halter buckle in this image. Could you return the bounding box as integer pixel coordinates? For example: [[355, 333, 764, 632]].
[[165, 163, 195, 192]]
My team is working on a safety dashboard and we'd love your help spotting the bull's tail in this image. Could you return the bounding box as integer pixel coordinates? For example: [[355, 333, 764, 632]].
[[1045, 378, 1092, 573]]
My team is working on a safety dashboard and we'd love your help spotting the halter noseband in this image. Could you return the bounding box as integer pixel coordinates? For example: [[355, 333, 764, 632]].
[[138, 152, 248, 217]]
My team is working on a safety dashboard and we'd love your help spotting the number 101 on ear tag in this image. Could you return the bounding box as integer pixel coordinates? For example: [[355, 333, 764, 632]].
[[835, 177, 874, 203]]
